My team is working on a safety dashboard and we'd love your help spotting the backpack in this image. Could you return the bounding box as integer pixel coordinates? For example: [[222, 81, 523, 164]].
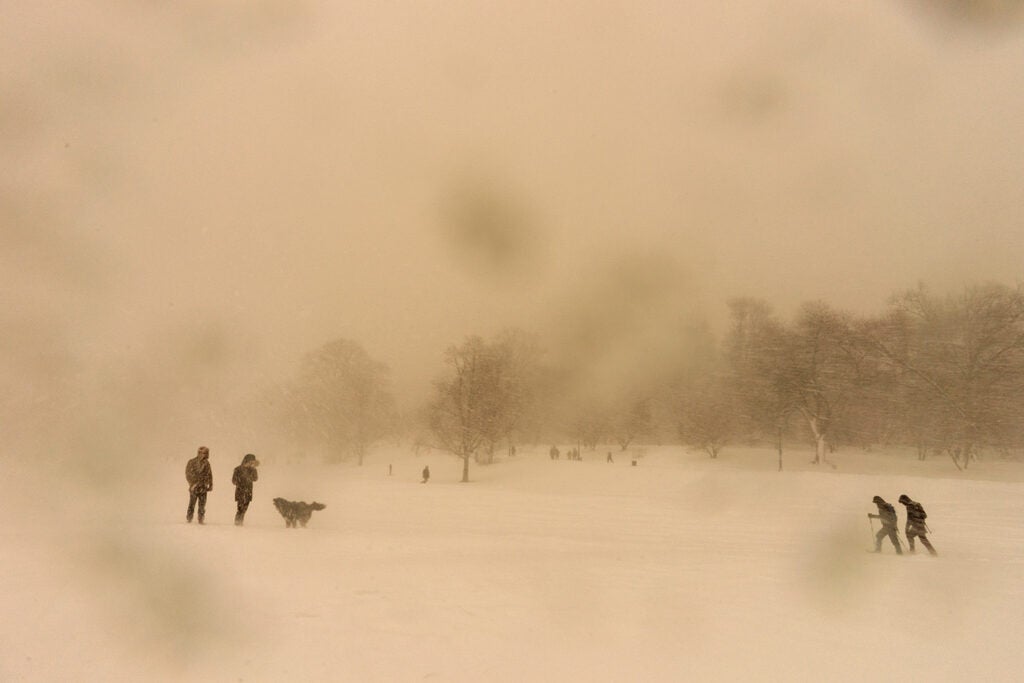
[[910, 502, 927, 520]]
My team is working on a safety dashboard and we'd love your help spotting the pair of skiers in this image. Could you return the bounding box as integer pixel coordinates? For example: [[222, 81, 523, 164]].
[[185, 447, 260, 526], [868, 494, 937, 555]]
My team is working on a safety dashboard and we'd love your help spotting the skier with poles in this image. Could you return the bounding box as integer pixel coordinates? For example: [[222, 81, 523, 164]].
[[868, 495, 903, 554], [899, 494, 937, 555]]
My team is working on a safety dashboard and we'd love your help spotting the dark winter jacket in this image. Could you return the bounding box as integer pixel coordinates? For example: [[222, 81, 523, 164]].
[[902, 499, 928, 533], [232, 464, 259, 503], [872, 501, 898, 528], [186, 455, 213, 493]]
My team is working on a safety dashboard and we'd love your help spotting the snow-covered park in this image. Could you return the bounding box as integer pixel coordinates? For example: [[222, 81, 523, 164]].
[[7, 2, 1024, 681], [4, 445, 1023, 682]]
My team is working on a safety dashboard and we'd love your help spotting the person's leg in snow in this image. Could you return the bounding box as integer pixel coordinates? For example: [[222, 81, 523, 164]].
[[875, 526, 902, 553], [196, 490, 207, 524], [235, 496, 251, 525]]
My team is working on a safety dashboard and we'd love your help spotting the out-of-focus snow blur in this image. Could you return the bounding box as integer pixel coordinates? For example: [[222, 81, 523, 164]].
[[3, 2, 1023, 679]]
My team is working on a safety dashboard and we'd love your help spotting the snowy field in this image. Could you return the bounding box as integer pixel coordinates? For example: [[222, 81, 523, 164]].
[[4, 445, 1024, 682]]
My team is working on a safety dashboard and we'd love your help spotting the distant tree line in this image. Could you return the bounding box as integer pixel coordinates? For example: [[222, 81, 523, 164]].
[[261, 281, 1024, 476], [709, 282, 1024, 470]]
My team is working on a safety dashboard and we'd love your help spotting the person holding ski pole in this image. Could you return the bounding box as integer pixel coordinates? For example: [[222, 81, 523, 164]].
[[868, 495, 903, 554], [898, 494, 937, 555]]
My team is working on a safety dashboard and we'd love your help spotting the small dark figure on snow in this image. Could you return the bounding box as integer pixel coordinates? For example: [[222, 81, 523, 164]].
[[606, 451, 613, 463], [421, 465, 430, 483], [899, 494, 937, 555], [550, 445, 560, 460], [185, 446, 213, 524], [232, 453, 260, 526], [868, 495, 903, 554], [272, 498, 326, 528]]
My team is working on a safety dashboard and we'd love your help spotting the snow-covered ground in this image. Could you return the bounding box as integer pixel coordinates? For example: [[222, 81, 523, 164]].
[[4, 445, 1024, 682]]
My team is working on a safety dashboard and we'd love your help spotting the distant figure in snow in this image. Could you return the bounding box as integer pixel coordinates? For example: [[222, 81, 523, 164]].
[[868, 495, 903, 554], [185, 446, 213, 524], [607, 451, 614, 463], [550, 445, 559, 460], [232, 453, 260, 526], [421, 465, 430, 483], [899, 494, 937, 555]]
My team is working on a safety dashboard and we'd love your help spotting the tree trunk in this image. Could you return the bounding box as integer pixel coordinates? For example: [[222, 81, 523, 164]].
[[461, 453, 470, 482], [777, 426, 783, 472], [947, 447, 964, 471], [806, 416, 827, 464]]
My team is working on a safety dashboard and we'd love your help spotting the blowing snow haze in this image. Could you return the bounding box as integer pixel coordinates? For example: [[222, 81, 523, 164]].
[[3, 1, 1024, 452], [4, 3, 1024, 681]]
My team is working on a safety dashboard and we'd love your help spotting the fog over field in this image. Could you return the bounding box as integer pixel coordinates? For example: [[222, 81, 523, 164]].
[[3, 2, 1024, 681]]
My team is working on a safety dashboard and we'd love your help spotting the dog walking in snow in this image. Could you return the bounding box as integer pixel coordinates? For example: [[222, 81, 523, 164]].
[[272, 498, 326, 528]]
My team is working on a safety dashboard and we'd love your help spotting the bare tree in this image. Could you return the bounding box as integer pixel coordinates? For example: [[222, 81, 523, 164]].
[[480, 328, 544, 461], [288, 339, 396, 464], [724, 298, 796, 466], [569, 400, 608, 452], [859, 283, 1024, 469], [608, 392, 652, 451], [725, 299, 880, 466], [427, 335, 534, 481], [784, 302, 885, 466], [677, 372, 735, 458]]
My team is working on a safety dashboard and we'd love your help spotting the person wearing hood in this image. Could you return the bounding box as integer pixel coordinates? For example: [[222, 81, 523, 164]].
[[868, 495, 903, 554], [185, 446, 213, 524], [899, 494, 937, 555], [232, 453, 260, 526]]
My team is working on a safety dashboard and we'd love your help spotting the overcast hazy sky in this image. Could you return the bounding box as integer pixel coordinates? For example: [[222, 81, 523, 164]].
[[4, 2, 1024, 413]]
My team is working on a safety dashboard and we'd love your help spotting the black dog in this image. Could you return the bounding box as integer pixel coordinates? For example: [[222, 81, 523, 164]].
[[272, 497, 326, 528]]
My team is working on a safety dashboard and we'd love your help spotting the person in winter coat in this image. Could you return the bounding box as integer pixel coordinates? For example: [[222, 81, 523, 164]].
[[185, 446, 213, 524], [232, 453, 260, 526], [421, 465, 430, 483], [868, 495, 903, 554], [899, 494, 937, 555]]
